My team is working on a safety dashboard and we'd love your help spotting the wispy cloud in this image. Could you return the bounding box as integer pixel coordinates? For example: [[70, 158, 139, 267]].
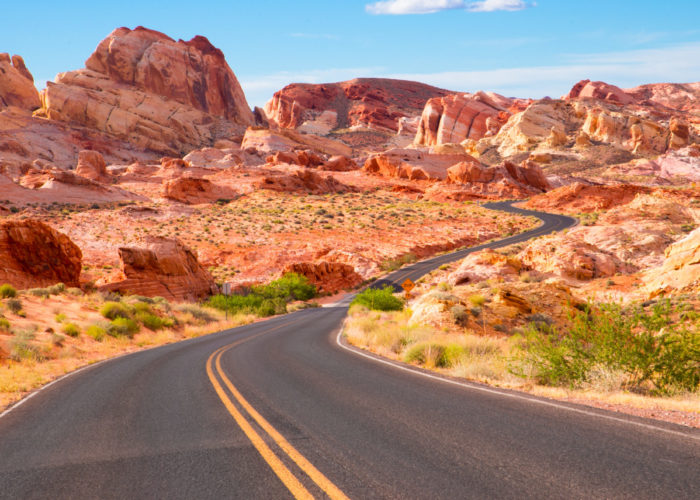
[[290, 33, 339, 40], [365, 0, 533, 15], [239, 42, 700, 107]]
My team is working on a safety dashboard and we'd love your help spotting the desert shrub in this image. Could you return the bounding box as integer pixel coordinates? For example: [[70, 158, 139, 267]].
[[176, 304, 217, 324], [10, 339, 43, 362], [66, 287, 84, 296], [0, 284, 17, 299], [134, 311, 171, 331], [255, 273, 317, 301], [403, 342, 460, 368], [47, 283, 65, 295], [62, 323, 80, 337], [0, 317, 10, 332], [5, 298, 22, 313], [27, 288, 50, 298], [468, 294, 486, 307], [380, 252, 417, 272], [86, 324, 107, 342], [100, 301, 131, 320], [54, 313, 67, 323], [351, 286, 403, 312], [450, 304, 469, 326], [109, 317, 140, 337], [513, 300, 700, 394]]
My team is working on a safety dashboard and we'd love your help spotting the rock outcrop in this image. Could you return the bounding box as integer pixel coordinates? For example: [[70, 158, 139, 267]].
[[0, 53, 40, 111], [264, 78, 451, 133], [75, 150, 111, 183], [240, 127, 352, 157], [522, 183, 650, 214], [0, 219, 82, 289], [363, 148, 473, 181], [102, 237, 218, 301], [39, 26, 254, 155], [163, 176, 237, 204], [447, 249, 521, 285], [644, 227, 700, 296], [414, 91, 528, 146], [283, 262, 363, 293], [254, 167, 351, 194]]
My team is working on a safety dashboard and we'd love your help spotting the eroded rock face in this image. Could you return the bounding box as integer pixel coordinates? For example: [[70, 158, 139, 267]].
[[644, 227, 700, 296], [0, 219, 82, 289], [264, 78, 451, 133], [102, 236, 217, 301], [363, 148, 472, 181], [448, 249, 521, 285], [415, 91, 527, 146], [565, 80, 635, 105], [0, 53, 40, 111], [283, 262, 363, 293], [39, 26, 254, 155], [522, 183, 650, 214], [254, 167, 351, 194], [163, 177, 237, 204]]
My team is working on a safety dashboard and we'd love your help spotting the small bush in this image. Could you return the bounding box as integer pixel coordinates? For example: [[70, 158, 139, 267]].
[[135, 311, 167, 331], [0, 284, 17, 298], [0, 317, 10, 332], [27, 288, 50, 298], [86, 324, 107, 342], [109, 317, 140, 337], [403, 342, 459, 368], [55, 313, 67, 323], [100, 301, 131, 320], [66, 287, 84, 296], [468, 294, 486, 307], [450, 304, 469, 326], [62, 323, 80, 337], [5, 298, 22, 313], [176, 304, 217, 324], [47, 283, 66, 295], [351, 286, 404, 311]]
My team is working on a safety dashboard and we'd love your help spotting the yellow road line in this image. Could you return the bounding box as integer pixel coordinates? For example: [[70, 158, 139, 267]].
[[206, 345, 313, 500], [206, 319, 350, 500]]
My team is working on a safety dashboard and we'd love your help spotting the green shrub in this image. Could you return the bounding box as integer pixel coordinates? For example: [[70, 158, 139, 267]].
[[5, 298, 22, 313], [0, 284, 17, 298], [513, 300, 700, 394], [0, 317, 10, 332], [255, 273, 317, 301], [176, 304, 217, 323], [100, 301, 131, 320], [351, 286, 404, 311], [55, 313, 67, 323], [109, 317, 140, 337], [86, 324, 107, 342], [47, 283, 65, 295], [403, 342, 460, 368], [468, 294, 486, 307], [27, 288, 50, 298], [62, 323, 80, 337], [135, 311, 167, 331], [450, 304, 469, 326], [10, 338, 43, 362]]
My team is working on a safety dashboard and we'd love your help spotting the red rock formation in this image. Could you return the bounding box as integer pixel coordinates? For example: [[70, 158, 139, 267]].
[[39, 27, 254, 155], [163, 177, 236, 204], [415, 91, 528, 146], [283, 262, 363, 293], [0, 219, 82, 289], [565, 80, 635, 105], [264, 78, 451, 133], [75, 150, 111, 183], [102, 237, 218, 301], [523, 183, 650, 214], [266, 150, 324, 168], [319, 155, 358, 171], [0, 53, 40, 111], [255, 167, 351, 194], [363, 148, 472, 181]]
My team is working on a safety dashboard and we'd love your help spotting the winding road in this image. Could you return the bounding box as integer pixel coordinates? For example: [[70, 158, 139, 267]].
[[0, 202, 698, 499]]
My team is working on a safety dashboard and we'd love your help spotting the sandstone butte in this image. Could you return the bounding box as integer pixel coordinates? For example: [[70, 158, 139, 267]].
[[263, 78, 452, 134], [37, 26, 254, 156], [100, 237, 218, 302]]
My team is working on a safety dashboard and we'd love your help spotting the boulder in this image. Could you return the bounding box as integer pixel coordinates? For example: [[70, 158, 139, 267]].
[[163, 177, 236, 204], [363, 148, 471, 181], [0, 219, 82, 289], [283, 262, 363, 293], [75, 150, 111, 183], [0, 53, 40, 111], [102, 237, 218, 301]]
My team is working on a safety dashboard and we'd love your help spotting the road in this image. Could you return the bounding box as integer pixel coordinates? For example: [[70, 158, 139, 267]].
[[0, 202, 697, 499]]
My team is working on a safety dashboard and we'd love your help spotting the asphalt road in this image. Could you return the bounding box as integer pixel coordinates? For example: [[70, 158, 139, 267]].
[[0, 202, 697, 499]]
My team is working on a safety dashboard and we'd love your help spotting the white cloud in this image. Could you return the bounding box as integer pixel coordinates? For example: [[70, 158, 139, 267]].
[[467, 0, 532, 12], [239, 42, 700, 107], [365, 0, 532, 15], [366, 0, 466, 15]]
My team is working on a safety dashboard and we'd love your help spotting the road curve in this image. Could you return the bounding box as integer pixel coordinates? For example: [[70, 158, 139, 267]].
[[0, 202, 697, 499]]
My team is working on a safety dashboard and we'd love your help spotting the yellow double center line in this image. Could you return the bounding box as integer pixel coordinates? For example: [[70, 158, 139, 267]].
[[205, 320, 349, 500]]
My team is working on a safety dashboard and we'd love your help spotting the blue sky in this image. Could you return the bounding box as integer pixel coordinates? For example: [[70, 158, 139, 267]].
[[2, 1, 700, 107]]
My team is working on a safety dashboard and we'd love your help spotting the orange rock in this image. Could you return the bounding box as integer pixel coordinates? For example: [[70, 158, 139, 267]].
[[75, 150, 111, 183], [0, 219, 82, 289], [448, 249, 521, 285], [0, 53, 40, 111], [102, 237, 218, 301], [319, 155, 358, 172], [255, 167, 351, 194], [284, 261, 362, 293], [163, 177, 236, 204], [523, 183, 649, 214], [565, 80, 635, 105], [364, 148, 471, 181]]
